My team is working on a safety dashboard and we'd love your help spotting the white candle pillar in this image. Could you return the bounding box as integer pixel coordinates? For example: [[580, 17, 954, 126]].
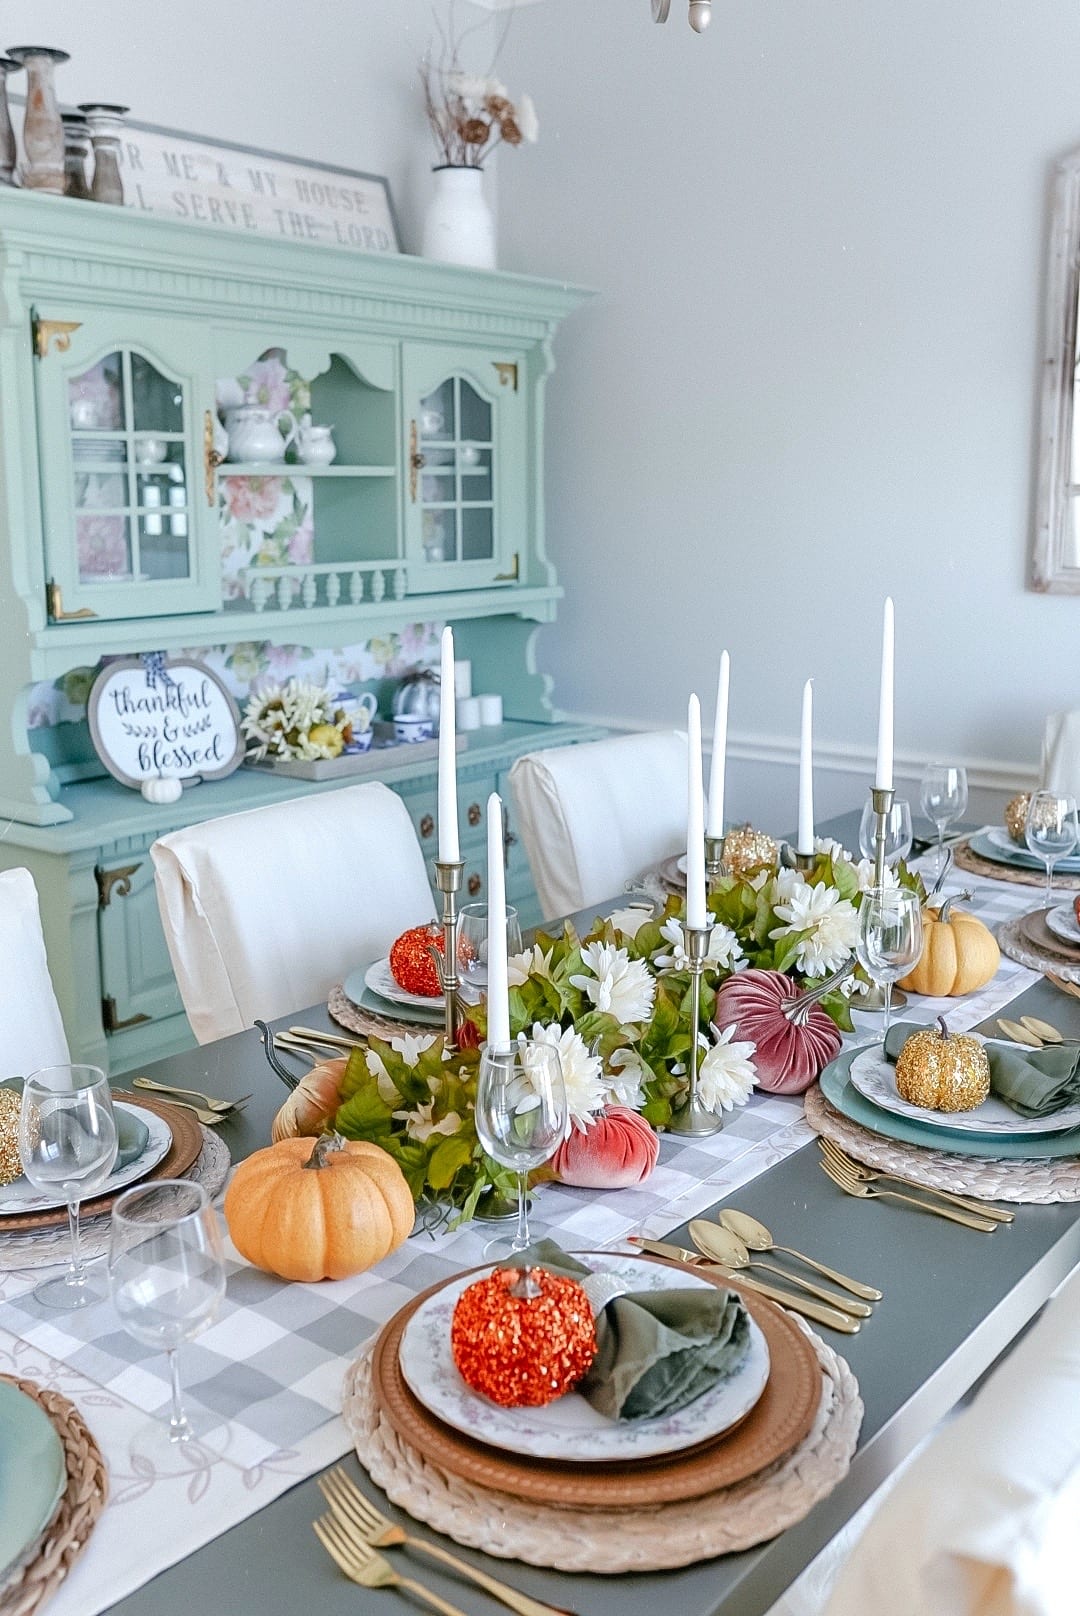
[[686, 694, 707, 929], [485, 792, 511, 1050], [437, 626, 460, 862], [797, 678, 815, 855], [875, 597, 894, 791], [706, 650, 729, 839]]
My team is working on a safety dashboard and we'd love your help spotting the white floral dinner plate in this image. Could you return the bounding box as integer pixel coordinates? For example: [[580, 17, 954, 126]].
[[398, 1253, 771, 1464], [363, 956, 445, 1012], [1046, 902, 1080, 947], [848, 1043, 1080, 1136], [0, 1103, 173, 1216], [980, 827, 1080, 872]]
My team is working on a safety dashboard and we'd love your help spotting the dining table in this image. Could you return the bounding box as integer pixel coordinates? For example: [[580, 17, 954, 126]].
[[5, 806, 1080, 1616]]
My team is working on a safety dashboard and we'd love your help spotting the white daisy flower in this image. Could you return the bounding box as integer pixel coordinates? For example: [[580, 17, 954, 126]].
[[769, 881, 860, 976], [569, 941, 656, 1025], [855, 858, 900, 894], [605, 905, 655, 941], [814, 836, 854, 865], [528, 1021, 606, 1134], [507, 943, 554, 987], [653, 916, 744, 972], [394, 1099, 462, 1144], [697, 1025, 757, 1114], [771, 866, 807, 904], [605, 1046, 652, 1110]]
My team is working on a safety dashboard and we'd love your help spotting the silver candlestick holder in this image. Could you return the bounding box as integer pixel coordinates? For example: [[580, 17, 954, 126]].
[[705, 833, 728, 892], [668, 922, 723, 1137], [432, 859, 464, 1047], [788, 847, 818, 873], [862, 785, 907, 1011]]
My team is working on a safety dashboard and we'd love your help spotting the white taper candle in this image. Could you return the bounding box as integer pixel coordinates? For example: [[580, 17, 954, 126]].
[[797, 678, 815, 855], [706, 650, 730, 839], [485, 792, 511, 1050], [437, 626, 460, 862], [686, 694, 707, 929], [875, 597, 894, 791]]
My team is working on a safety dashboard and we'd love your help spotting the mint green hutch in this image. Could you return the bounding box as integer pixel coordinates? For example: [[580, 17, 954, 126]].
[[0, 189, 600, 1073]]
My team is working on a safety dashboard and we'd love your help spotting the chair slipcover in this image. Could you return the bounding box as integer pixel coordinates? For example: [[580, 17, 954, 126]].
[[1041, 710, 1080, 802], [151, 782, 435, 1043], [0, 867, 70, 1080], [824, 1264, 1080, 1616], [509, 732, 688, 919]]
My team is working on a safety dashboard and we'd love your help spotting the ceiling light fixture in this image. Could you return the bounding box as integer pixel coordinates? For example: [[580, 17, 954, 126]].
[[652, 0, 712, 32]]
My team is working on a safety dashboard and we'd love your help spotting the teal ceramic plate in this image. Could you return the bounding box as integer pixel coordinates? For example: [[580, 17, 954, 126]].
[[0, 1381, 67, 1585], [342, 967, 445, 1027], [819, 1047, 1080, 1160], [968, 829, 1080, 874]]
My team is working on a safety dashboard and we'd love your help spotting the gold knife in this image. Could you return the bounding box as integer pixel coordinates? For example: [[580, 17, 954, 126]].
[[629, 1237, 861, 1334]]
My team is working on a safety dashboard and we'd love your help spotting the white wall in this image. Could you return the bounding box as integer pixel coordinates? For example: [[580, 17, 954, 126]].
[[497, 0, 1080, 829]]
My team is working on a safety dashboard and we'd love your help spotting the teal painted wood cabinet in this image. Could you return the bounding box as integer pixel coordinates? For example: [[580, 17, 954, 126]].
[[0, 189, 597, 1071]]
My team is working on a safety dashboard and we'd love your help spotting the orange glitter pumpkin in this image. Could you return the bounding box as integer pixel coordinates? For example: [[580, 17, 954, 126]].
[[389, 925, 444, 997], [450, 1266, 597, 1408]]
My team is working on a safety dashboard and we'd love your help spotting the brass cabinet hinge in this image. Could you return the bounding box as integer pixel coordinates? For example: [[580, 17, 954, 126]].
[[102, 995, 151, 1034], [203, 409, 223, 505], [47, 580, 96, 621], [492, 361, 518, 391], [33, 316, 81, 358], [493, 552, 520, 582], [409, 419, 425, 502], [95, 862, 140, 908]]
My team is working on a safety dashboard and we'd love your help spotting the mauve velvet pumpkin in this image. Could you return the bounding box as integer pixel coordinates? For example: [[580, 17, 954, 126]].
[[552, 1105, 660, 1189], [713, 969, 842, 1095]]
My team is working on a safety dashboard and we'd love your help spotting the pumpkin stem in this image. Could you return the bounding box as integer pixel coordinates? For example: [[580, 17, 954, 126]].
[[510, 1266, 542, 1300], [937, 897, 956, 923], [303, 1131, 346, 1171], [937, 1016, 951, 1040]]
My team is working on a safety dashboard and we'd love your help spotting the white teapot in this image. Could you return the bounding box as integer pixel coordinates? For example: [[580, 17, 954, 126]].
[[224, 406, 298, 464]]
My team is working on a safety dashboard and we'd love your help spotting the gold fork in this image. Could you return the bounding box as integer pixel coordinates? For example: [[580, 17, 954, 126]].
[[819, 1139, 1014, 1224], [313, 1512, 468, 1616], [319, 1469, 577, 1616], [1044, 972, 1080, 1001], [819, 1157, 998, 1230]]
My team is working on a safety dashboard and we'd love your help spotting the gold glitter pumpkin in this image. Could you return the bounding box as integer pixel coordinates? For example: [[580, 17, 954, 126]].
[[1004, 792, 1032, 845], [0, 1088, 22, 1187], [722, 824, 779, 877], [894, 1018, 990, 1113]]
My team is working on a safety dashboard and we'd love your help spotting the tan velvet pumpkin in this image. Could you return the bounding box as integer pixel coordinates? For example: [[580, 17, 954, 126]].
[[271, 1057, 347, 1143], [896, 898, 1000, 998], [224, 1133, 413, 1282]]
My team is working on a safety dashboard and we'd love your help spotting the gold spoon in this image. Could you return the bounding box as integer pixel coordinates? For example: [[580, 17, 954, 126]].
[[716, 1207, 882, 1301], [688, 1221, 873, 1316]]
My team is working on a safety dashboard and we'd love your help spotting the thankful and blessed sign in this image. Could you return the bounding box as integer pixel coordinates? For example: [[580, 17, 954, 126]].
[[112, 121, 400, 254], [88, 656, 243, 790]]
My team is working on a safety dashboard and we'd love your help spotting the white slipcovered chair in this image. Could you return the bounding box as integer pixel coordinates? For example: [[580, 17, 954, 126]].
[[0, 867, 70, 1080], [1041, 710, 1080, 801], [509, 731, 688, 919], [151, 782, 435, 1043]]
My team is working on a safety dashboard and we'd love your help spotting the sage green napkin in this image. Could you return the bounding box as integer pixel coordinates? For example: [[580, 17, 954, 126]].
[[0, 1078, 148, 1169], [498, 1239, 750, 1422], [883, 1023, 1080, 1119]]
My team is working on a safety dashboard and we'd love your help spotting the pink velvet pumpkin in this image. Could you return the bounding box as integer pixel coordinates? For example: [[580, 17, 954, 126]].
[[552, 1105, 660, 1189], [713, 969, 842, 1094]]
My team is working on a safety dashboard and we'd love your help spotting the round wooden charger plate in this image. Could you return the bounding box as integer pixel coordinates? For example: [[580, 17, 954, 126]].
[[954, 838, 1080, 891], [371, 1255, 822, 1507], [1018, 907, 1080, 963], [0, 1094, 203, 1233]]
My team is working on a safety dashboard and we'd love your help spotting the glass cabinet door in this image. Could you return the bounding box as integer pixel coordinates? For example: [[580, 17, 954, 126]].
[[34, 310, 218, 621], [402, 344, 525, 593]]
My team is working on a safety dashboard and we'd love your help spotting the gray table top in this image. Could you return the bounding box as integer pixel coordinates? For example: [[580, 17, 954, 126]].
[[102, 810, 1080, 1616]]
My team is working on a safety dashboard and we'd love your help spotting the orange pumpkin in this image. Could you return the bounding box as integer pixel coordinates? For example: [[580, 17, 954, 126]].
[[271, 1057, 347, 1143], [224, 1133, 414, 1281]]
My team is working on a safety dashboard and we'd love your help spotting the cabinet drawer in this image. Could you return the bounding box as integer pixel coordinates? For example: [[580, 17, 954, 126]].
[[97, 854, 184, 1033]]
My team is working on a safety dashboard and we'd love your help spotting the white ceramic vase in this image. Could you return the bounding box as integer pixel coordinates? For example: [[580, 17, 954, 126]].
[[422, 166, 495, 271]]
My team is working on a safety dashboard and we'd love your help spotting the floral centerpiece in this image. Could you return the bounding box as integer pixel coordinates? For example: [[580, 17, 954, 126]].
[[321, 835, 923, 1216], [241, 678, 354, 763], [420, 33, 538, 169]]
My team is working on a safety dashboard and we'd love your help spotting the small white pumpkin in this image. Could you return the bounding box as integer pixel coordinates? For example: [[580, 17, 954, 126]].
[[141, 774, 183, 804]]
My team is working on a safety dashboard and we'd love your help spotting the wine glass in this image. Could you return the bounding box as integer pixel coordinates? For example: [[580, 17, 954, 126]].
[[919, 764, 968, 877], [1025, 791, 1079, 909], [858, 798, 913, 866], [19, 1065, 118, 1309], [457, 903, 522, 1005], [473, 1040, 566, 1258], [856, 887, 924, 1038], [109, 1180, 227, 1456]]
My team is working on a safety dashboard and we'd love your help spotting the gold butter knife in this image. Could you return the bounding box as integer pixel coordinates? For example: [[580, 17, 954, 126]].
[[629, 1237, 861, 1334]]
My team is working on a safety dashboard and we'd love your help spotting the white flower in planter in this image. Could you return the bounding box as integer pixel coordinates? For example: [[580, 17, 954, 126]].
[[570, 941, 656, 1025]]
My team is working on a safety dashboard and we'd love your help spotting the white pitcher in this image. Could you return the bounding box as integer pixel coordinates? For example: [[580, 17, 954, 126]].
[[296, 421, 337, 466], [224, 406, 298, 464]]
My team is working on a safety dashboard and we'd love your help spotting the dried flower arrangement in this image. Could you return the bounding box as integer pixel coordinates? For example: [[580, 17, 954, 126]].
[[420, 9, 538, 169]]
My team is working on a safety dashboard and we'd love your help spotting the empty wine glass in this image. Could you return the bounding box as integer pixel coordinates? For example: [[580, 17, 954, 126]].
[[457, 903, 521, 1005], [858, 798, 913, 866], [109, 1180, 227, 1455], [856, 887, 924, 1038], [919, 764, 968, 877], [19, 1065, 117, 1309], [473, 1040, 566, 1258], [1025, 791, 1079, 909]]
